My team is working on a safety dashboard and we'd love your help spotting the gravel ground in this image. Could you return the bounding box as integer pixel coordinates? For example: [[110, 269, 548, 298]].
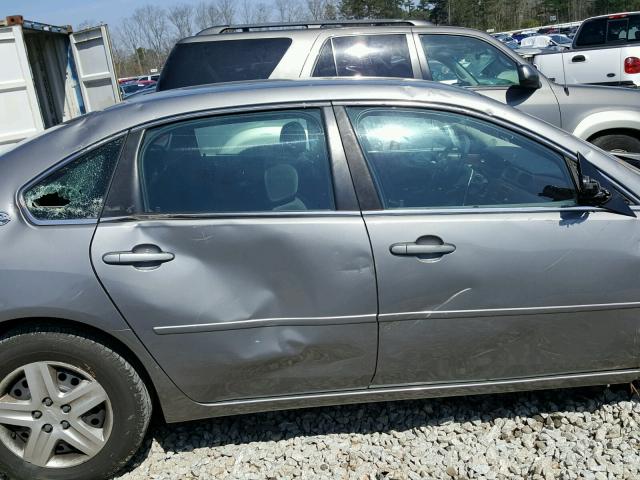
[[108, 384, 640, 480]]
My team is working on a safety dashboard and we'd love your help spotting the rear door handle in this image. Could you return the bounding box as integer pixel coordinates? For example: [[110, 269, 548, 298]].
[[102, 252, 174, 265], [102, 244, 174, 266], [571, 55, 586, 63], [390, 242, 456, 256]]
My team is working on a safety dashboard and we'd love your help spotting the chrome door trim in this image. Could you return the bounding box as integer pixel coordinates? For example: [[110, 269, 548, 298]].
[[154, 314, 378, 335], [362, 205, 640, 217], [129, 101, 332, 133], [100, 211, 363, 223], [379, 301, 640, 322]]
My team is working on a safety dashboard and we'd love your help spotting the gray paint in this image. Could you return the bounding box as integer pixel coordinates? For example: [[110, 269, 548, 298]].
[[364, 209, 640, 386], [1, 79, 640, 423], [91, 216, 378, 402]]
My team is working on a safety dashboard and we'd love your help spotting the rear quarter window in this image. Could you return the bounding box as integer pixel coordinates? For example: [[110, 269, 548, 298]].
[[23, 137, 124, 221], [157, 38, 292, 90]]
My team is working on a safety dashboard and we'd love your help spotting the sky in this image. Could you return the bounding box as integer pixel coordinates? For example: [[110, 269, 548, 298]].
[[1, 0, 278, 29]]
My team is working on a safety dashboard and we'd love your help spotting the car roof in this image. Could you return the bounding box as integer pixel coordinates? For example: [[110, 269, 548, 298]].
[[0, 79, 496, 175]]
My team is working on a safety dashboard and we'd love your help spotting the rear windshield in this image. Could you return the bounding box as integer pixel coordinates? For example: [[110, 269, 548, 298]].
[[575, 14, 640, 47], [157, 38, 292, 91]]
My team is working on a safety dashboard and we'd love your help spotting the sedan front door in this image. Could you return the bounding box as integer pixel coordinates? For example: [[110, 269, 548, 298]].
[[91, 106, 378, 403], [338, 104, 640, 387]]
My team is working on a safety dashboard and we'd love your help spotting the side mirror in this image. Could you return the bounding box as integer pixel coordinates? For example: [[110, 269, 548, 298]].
[[517, 63, 541, 89], [577, 152, 635, 217]]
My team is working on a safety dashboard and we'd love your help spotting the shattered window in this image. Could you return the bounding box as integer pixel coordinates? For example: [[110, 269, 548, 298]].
[[24, 137, 124, 221]]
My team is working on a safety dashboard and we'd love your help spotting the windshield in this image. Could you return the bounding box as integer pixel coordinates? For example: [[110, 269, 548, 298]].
[[550, 34, 572, 45], [121, 84, 145, 94]]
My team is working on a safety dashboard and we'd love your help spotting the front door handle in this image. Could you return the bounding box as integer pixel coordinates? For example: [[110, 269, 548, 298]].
[[102, 244, 174, 266], [390, 242, 456, 256], [572, 55, 586, 63]]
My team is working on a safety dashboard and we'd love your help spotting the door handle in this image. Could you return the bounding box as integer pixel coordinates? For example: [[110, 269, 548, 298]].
[[102, 252, 174, 265], [102, 244, 174, 266], [571, 55, 586, 63], [390, 242, 456, 256]]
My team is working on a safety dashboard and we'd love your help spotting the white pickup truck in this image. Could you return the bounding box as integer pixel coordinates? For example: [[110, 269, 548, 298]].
[[530, 12, 640, 88], [0, 15, 120, 153]]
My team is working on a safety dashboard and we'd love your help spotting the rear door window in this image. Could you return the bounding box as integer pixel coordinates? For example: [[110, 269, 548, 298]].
[[157, 38, 292, 90], [138, 109, 335, 213], [312, 35, 413, 78]]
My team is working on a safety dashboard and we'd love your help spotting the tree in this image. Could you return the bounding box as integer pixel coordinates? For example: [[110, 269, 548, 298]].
[[338, 0, 405, 19], [323, 0, 340, 19], [217, 0, 236, 24], [167, 3, 196, 39], [114, 19, 144, 74], [275, 0, 300, 22], [132, 5, 170, 68], [195, 1, 219, 31], [241, 0, 272, 23], [306, 0, 327, 19]]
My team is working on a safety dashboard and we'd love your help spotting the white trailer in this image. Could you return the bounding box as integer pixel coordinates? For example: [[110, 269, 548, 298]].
[[0, 16, 120, 153]]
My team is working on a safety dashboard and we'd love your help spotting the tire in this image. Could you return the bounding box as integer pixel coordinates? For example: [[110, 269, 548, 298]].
[[591, 133, 640, 154], [0, 327, 151, 480]]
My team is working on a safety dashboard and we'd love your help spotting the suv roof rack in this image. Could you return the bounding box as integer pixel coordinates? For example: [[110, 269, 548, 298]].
[[197, 19, 432, 35]]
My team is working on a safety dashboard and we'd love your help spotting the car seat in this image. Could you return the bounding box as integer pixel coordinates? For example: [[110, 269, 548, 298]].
[[264, 164, 306, 211]]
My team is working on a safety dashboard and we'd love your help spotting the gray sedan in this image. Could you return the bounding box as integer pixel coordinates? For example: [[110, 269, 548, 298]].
[[0, 78, 639, 480]]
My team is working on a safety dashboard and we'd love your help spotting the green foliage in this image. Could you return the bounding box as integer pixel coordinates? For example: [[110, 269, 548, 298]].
[[338, 0, 405, 19], [336, 0, 640, 31]]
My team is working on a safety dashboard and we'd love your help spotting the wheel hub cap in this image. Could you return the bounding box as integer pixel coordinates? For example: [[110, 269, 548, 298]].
[[0, 362, 113, 468]]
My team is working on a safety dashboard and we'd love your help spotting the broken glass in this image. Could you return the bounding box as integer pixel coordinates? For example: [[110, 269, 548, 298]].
[[24, 137, 124, 221]]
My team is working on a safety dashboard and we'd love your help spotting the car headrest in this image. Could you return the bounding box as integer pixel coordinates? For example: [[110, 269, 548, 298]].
[[280, 122, 307, 151], [265, 164, 299, 203], [170, 127, 198, 153]]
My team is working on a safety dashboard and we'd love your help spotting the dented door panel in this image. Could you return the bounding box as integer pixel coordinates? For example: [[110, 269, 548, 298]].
[[91, 216, 378, 403], [368, 209, 640, 386]]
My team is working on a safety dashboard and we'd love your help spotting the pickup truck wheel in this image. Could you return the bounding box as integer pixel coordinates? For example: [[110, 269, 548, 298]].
[[0, 327, 152, 480], [591, 134, 640, 154]]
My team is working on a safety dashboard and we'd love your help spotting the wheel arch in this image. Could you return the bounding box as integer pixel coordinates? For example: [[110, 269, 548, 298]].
[[572, 110, 640, 142], [587, 127, 640, 145], [0, 316, 164, 419]]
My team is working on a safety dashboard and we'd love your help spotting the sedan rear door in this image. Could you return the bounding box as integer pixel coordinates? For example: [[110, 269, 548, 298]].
[[336, 104, 640, 388], [91, 106, 378, 403]]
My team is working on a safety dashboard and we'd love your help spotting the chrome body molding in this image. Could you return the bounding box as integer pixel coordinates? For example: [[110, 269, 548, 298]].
[[378, 301, 640, 321], [154, 314, 378, 334]]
